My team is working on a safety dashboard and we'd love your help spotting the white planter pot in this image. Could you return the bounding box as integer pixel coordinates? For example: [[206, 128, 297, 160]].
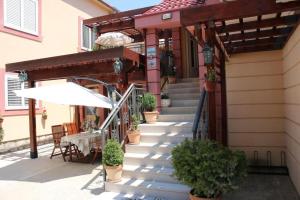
[[161, 99, 171, 107]]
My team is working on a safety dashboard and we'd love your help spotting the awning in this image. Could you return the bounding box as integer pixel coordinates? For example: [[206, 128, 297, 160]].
[[14, 82, 113, 109]]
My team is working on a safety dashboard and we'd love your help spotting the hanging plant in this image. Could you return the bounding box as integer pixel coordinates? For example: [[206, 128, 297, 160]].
[[205, 67, 217, 92], [42, 107, 48, 120]]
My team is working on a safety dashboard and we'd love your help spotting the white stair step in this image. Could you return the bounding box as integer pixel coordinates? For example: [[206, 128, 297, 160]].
[[140, 132, 193, 143], [126, 142, 176, 154], [105, 178, 190, 200], [123, 165, 177, 183], [161, 106, 197, 114], [139, 122, 193, 133], [158, 114, 194, 122], [169, 93, 200, 100], [97, 192, 166, 200], [172, 100, 198, 107], [178, 78, 199, 83], [168, 82, 199, 89], [168, 87, 200, 94], [124, 152, 172, 167]]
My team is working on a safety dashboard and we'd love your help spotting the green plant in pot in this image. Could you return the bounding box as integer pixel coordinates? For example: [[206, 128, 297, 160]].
[[103, 139, 124, 182], [142, 93, 159, 124], [205, 67, 217, 92], [172, 139, 247, 200], [161, 93, 171, 107], [0, 127, 4, 143], [127, 114, 141, 144]]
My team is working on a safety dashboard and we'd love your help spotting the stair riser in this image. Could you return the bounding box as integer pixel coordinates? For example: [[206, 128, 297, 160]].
[[122, 171, 177, 184], [140, 135, 192, 143], [178, 78, 199, 83], [169, 94, 200, 100], [158, 115, 194, 122], [124, 157, 172, 168], [168, 82, 199, 89], [105, 182, 189, 200], [172, 100, 198, 107], [126, 145, 174, 154], [168, 88, 200, 94], [161, 107, 197, 114], [139, 126, 192, 134]]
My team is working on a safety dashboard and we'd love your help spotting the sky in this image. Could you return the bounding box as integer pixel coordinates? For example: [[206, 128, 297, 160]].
[[104, 0, 161, 11]]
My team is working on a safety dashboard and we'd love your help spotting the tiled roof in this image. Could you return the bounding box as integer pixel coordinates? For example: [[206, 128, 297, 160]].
[[143, 0, 206, 15]]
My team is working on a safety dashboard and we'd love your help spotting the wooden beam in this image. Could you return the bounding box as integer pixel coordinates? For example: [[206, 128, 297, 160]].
[[228, 43, 283, 54], [217, 15, 299, 34], [219, 27, 292, 41], [181, 0, 300, 26], [28, 81, 37, 159], [220, 51, 228, 146], [225, 36, 287, 48], [83, 6, 153, 26], [98, 19, 135, 34]]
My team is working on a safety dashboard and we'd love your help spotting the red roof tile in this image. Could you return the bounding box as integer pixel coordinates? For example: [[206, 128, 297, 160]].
[[143, 0, 206, 15]]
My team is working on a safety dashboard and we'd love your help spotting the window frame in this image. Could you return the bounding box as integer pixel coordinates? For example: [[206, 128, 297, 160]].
[[3, 0, 39, 36], [4, 74, 39, 110], [81, 21, 92, 51]]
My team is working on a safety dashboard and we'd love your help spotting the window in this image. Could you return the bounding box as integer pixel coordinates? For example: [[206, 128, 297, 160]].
[[81, 23, 97, 51], [3, 0, 38, 35]]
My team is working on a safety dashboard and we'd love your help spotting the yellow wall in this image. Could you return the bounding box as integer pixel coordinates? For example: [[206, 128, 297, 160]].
[[0, 0, 112, 141], [226, 50, 285, 166], [283, 25, 300, 194]]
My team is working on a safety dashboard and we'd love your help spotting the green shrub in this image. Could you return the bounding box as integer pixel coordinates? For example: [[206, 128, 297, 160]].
[[130, 114, 140, 131], [103, 139, 124, 166], [207, 67, 217, 82], [161, 93, 169, 99], [0, 128, 3, 142], [172, 139, 247, 198], [142, 93, 157, 112]]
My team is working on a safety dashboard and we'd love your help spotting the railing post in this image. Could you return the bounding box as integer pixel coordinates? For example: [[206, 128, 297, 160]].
[[132, 86, 137, 117]]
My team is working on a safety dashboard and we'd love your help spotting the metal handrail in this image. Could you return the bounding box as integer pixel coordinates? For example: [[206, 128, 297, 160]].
[[192, 88, 207, 140]]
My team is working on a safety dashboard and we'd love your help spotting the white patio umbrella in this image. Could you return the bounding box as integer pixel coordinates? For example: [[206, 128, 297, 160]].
[[14, 82, 113, 109], [95, 32, 133, 47]]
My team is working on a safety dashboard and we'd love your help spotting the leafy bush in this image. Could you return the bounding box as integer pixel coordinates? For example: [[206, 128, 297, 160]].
[[207, 67, 217, 82], [103, 139, 124, 166], [0, 128, 3, 142], [130, 114, 140, 131], [142, 93, 157, 112], [172, 139, 247, 198]]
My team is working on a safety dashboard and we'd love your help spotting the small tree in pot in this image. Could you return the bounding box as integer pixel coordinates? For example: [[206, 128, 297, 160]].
[[103, 139, 124, 182], [127, 114, 141, 144], [161, 93, 171, 107], [142, 93, 159, 124], [172, 139, 247, 200]]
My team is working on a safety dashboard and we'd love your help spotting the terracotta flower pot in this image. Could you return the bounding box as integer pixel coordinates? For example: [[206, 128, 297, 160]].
[[161, 99, 171, 107], [144, 111, 159, 124], [105, 165, 123, 183], [127, 130, 141, 144], [205, 81, 216, 92], [168, 76, 176, 84], [189, 191, 221, 200]]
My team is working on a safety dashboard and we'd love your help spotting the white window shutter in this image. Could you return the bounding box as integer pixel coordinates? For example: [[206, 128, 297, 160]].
[[4, 0, 22, 29], [7, 77, 22, 107], [23, 0, 38, 34]]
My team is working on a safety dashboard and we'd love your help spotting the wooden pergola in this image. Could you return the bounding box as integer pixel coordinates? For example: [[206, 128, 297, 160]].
[[5, 47, 145, 158]]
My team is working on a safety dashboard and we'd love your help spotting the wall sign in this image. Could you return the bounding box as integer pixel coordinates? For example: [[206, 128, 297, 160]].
[[147, 47, 156, 58], [162, 13, 172, 20]]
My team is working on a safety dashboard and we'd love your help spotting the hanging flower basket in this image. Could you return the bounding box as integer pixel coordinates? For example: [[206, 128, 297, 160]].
[[42, 108, 47, 120]]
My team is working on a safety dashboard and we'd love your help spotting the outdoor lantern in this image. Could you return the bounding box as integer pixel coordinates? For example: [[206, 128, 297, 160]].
[[113, 58, 123, 74], [203, 43, 214, 65], [18, 70, 28, 82]]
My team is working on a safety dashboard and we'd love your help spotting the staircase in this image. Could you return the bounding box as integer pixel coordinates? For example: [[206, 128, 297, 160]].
[[101, 78, 200, 200]]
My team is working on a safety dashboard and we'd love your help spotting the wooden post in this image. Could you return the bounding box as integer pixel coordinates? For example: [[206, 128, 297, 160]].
[[28, 81, 38, 159], [220, 51, 228, 146], [74, 106, 80, 131]]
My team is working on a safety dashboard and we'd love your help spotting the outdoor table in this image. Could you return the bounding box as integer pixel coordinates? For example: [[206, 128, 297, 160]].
[[60, 132, 101, 161]]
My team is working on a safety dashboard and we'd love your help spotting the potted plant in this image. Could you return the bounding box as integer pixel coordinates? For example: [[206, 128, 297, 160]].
[[127, 114, 141, 144], [161, 93, 171, 107], [205, 67, 217, 92], [42, 107, 47, 120], [103, 139, 124, 182], [172, 139, 247, 200], [142, 93, 159, 124]]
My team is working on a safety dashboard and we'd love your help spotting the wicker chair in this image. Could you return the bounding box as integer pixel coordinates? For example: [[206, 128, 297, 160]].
[[50, 125, 68, 161]]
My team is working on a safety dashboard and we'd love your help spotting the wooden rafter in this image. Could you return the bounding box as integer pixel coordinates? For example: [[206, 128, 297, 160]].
[[181, 0, 300, 26], [229, 43, 283, 54], [225, 36, 287, 48]]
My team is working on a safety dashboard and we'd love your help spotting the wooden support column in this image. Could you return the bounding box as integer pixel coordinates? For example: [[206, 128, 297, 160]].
[[220, 51, 228, 146], [28, 81, 38, 159], [74, 106, 80, 131], [146, 28, 161, 111], [172, 28, 182, 79]]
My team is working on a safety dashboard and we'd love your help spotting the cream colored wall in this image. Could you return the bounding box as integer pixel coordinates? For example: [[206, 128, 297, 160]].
[[283, 25, 300, 194], [226, 50, 285, 166], [0, 0, 111, 141]]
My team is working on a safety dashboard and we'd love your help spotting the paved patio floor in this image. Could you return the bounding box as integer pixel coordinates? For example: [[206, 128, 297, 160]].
[[0, 144, 299, 200]]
